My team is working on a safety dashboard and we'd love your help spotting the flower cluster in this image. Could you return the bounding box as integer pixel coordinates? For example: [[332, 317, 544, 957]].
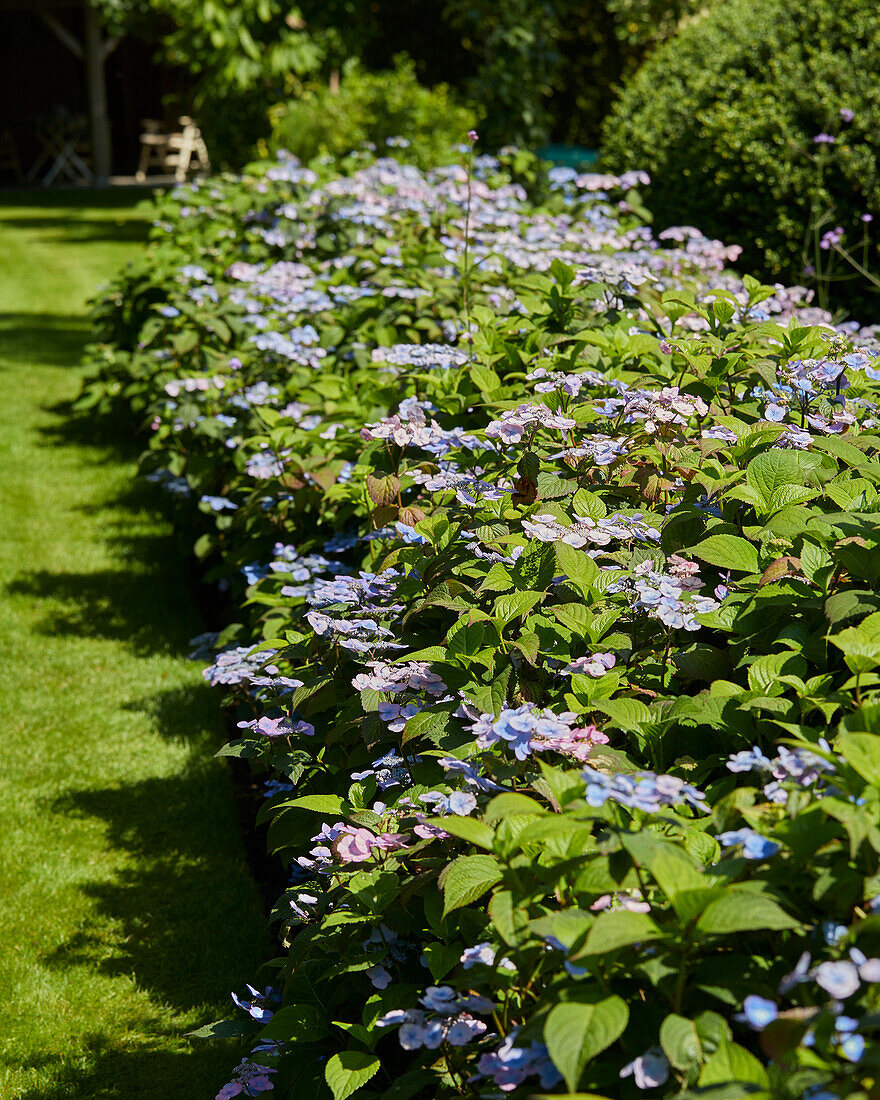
[[467, 703, 609, 762]]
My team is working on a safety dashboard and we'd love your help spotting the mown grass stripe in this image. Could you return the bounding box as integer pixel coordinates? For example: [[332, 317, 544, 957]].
[[0, 192, 267, 1100]]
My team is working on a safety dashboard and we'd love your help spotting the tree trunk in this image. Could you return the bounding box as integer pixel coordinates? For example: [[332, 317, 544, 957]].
[[84, 1, 111, 184]]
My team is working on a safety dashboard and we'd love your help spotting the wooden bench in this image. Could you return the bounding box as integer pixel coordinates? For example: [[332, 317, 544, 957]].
[[136, 116, 210, 183]]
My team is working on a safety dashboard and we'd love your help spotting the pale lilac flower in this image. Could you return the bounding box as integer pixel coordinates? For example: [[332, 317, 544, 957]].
[[620, 1048, 670, 1089], [815, 960, 860, 999], [564, 653, 616, 678]]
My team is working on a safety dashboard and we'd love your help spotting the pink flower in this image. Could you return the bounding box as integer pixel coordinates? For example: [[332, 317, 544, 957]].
[[373, 831, 410, 851], [334, 828, 377, 863], [591, 891, 650, 913], [333, 827, 410, 862]]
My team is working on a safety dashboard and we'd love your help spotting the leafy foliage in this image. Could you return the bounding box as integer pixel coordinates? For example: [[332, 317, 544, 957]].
[[601, 0, 880, 315], [269, 57, 474, 170], [81, 145, 880, 1099]]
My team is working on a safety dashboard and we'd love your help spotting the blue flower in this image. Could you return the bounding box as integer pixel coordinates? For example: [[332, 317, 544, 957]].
[[717, 828, 780, 860], [739, 995, 778, 1030]]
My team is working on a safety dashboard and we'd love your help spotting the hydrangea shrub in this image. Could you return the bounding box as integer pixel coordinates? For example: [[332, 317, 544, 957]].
[[80, 146, 880, 1099]]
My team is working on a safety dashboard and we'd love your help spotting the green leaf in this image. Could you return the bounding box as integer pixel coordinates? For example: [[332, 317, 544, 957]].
[[484, 792, 545, 822], [259, 1003, 329, 1042], [824, 589, 880, 625], [698, 1040, 769, 1090], [401, 708, 450, 745], [572, 488, 606, 519], [433, 815, 496, 850], [325, 1051, 381, 1100], [544, 996, 629, 1091], [828, 611, 880, 673], [574, 910, 666, 956], [837, 732, 880, 787], [441, 854, 502, 915], [489, 889, 530, 946], [421, 942, 463, 982], [187, 1018, 259, 1039], [538, 470, 580, 499], [553, 603, 592, 635], [517, 541, 557, 590], [651, 849, 710, 919], [556, 542, 600, 593], [746, 449, 812, 503], [285, 794, 347, 814], [690, 535, 759, 574], [470, 362, 502, 393], [660, 1014, 703, 1070], [592, 697, 653, 733], [447, 621, 487, 657], [493, 590, 542, 623], [695, 892, 799, 935], [478, 562, 514, 593]]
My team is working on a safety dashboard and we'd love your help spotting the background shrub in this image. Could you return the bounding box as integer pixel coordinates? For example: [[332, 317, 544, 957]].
[[268, 57, 475, 168], [601, 0, 880, 315]]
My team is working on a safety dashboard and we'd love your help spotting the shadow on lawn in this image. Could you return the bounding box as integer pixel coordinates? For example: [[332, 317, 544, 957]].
[[12, 1033, 243, 1100], [6, 553, 200, 657], [48, 765, 267, 1015], [0, 216, 151, 245], [0, 312, 92, 367]]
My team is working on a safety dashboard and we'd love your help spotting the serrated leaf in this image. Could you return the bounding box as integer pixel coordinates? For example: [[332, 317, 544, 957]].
[[517, 541, 557, 590], [325, 1051, 381, 1100], [695, 892, 799, 935], [572, 488, 606, 519], [441, 854, 502, 915], [746, 449, 819, 502], [553, 602, 592, 635], [556, 541, 600, 592], [470, 362, 501, 393], [493, 590, 542, 623], [574, 910, 666, 956], [401, 708, 450, 745], [691, 535, 759, 574], [283, 794, 347, 814], [366, 473, 400, 507]]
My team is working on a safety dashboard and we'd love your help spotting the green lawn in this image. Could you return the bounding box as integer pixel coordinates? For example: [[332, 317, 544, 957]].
[[0, 191, 268, 1099]]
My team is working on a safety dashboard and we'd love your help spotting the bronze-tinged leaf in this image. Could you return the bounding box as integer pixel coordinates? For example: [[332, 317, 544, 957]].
[[366, 473, 400, 507], [517, 451, 540, 480], [511, 476, 537, 505], [309, 465, 338, 491], [371, 504, 398, 527], [399, 505, 426, 527], [759, 555, 802, 587], [279, 473, 305, 490], [758, 1012, 813, 1061]]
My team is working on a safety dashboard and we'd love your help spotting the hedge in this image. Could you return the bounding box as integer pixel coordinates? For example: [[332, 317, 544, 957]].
[[601, 0, 880, 316], [80, 146, 880, 1099]]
